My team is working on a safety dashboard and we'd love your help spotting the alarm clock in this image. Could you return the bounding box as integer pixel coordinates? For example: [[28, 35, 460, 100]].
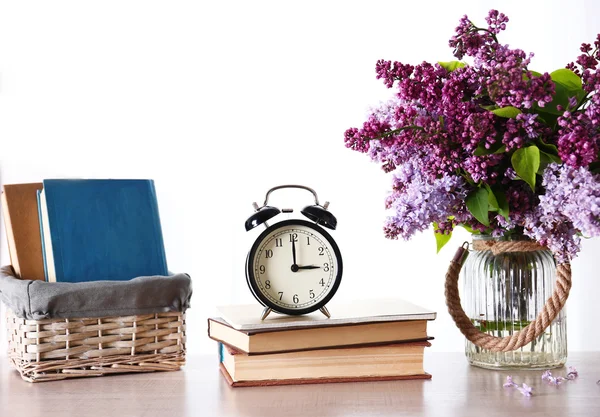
[[244, 185, 343, 320]]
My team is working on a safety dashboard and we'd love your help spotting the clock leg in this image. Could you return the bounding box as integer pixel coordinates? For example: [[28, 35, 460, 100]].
[[260, 307, 272, 320], [319, 306, 331, 318]]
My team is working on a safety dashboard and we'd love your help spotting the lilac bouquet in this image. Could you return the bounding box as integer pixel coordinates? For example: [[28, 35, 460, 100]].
[[344, 10, 600, 262]]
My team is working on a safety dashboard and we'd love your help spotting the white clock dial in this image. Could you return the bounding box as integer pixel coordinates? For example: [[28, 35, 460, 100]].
[[247, 220, 342, 314]]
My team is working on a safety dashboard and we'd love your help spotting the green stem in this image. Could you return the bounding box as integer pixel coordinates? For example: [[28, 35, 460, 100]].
[[472, 319, 531, 332]]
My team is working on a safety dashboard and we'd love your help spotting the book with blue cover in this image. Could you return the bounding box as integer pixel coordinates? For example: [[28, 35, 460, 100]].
[[37, 179, 168, 283]]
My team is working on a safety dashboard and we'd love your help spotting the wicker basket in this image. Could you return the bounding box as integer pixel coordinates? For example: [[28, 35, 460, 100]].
[[6, 309, 186, 382]]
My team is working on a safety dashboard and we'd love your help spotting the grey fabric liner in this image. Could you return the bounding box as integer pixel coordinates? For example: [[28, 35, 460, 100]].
[[0, 266, 192, 320]]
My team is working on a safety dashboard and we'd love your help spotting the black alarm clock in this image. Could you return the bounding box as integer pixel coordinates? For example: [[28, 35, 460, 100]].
[[244, 185, 343, 320]]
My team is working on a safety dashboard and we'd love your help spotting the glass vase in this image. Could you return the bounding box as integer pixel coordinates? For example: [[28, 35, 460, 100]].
[[462, 234, 567, 369]]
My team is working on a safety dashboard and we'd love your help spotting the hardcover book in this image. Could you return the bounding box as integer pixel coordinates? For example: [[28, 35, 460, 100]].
[[1, 183, 45, 280], [208, 317, 431, 354], [219, 341, 432, 387], [37, 179, 168, 283]]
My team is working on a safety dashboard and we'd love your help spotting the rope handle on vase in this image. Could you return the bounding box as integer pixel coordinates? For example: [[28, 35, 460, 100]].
[[444, 239, 572, 352]]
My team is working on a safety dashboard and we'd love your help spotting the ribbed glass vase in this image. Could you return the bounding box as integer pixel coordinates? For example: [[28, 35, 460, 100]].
[[462, 234, 567, 369]]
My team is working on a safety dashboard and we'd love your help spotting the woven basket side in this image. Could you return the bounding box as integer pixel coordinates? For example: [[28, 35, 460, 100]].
[[6, 309, 186, 382]]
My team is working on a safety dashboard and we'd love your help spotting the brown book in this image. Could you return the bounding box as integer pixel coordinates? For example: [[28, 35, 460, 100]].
[[219, 341, 432, 387], [1, 183, 45, 280], [209, 317, 431, 354]]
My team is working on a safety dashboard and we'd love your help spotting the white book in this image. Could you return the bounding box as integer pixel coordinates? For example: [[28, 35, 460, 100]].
[[216, 298, 436, 331]]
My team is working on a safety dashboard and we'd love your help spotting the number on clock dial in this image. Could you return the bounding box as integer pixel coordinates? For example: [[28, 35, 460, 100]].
[[253, 225, 337, 309]]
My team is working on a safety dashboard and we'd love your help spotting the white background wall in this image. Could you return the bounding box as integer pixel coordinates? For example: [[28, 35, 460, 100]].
[[0, 0, 599, 355]]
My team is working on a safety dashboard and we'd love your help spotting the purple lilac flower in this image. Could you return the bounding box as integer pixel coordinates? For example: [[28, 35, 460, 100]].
[[462, 154, 503, 183], [485, 9, 509, 35], [376, 60, 415, 89], [542, 367, 579, 385], [503, 376, 517, 388], [344, 127, 369, 153], [524, 164, 600, 262], [477, 44, 553, 109], [449, 10, 554, 109], [557, 111, 598, 168], [503, 113, 550, 151], [583, 70, 600, 108], [497, 183, 537, 231], [448, 11, 502, 60], [504, 167, 518, 181], [517, 383, 533, 397], [542, 370, 566, 386], [504, 376, 533, 396], [350, 9, 557, 183], [345, 9, 600, 250], [383, 161, 468, 240]]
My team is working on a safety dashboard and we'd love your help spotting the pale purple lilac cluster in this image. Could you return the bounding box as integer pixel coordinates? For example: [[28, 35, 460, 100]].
[[382, 158, 469, 239], [525, 164, 600, 263], [344, 9, 600, 261]]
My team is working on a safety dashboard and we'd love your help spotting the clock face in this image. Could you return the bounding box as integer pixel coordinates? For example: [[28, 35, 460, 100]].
[[246, 219, 343, 315]]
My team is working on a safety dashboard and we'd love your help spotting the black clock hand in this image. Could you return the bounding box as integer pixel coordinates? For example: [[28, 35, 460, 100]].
[[291, 239, 297, 267], [297, 265, 321, 270]]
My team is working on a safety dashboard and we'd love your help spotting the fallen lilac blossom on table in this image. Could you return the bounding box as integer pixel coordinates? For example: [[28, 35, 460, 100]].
[[566, 366, 578, 380], [503, 376, 517, 388], [517, 384, 534, 397], [503, 376, 533, 396], [504, 367, 580, 395], [542, 367, 579, 386], [542, 370, 566, 385]]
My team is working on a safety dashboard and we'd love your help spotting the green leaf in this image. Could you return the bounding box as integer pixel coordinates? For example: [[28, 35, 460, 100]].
[[466, 188, 490, 227], [512, 146, 540, 191], [538, 81, 570, 115], [551, 68, 582, 90], [488, 194, 498, 211], [484, 184, 499, 210], [529, 70, 543, 78], [536, 140, 559, 156], [522, 71, 539, 82], [474, 142, 506, 156], [538, 151, 556, 174], [543, 149, 561, 163], [590, 161, 600, 174], [490, 186, 510, 220], [491, 106, 522, 119], [535, 110, 560, 127], [481, 104, 498, 111], [438, 61, 466, 72], [536, 70, 586, 116], [433, 223, 452, 253], [460, 224, 480, 235], [482, 184, 509, 220]]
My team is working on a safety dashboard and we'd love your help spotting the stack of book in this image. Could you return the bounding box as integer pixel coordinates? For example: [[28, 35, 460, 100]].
[[208, 299, 436, 387], [2, 179, 168, 283]]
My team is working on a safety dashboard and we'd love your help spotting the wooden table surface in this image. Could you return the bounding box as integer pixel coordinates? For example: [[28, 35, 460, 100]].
[[1, 353, 599, 417]]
